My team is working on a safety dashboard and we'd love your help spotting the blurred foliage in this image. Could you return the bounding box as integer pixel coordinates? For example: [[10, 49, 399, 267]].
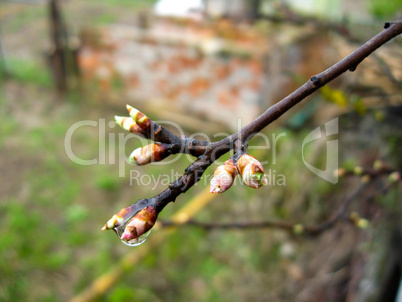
[[320, 85, 347, 107], [367, 0, 402, 19]]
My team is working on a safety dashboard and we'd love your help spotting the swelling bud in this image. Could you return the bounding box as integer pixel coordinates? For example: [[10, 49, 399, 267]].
[[237, 154, 267, 189]]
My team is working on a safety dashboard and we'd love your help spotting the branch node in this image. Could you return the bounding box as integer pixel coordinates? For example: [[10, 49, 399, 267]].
[[349, 66, 357, 72], [383, 22, 393, 29], [310, 75, 321, 85], [232, 139, 247, 161]]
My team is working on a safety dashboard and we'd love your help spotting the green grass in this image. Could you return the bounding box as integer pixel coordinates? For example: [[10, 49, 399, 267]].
[[6, 58, 52, 88]]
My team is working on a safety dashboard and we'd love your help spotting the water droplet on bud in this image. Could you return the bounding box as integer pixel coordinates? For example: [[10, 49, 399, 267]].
[[114, 225, 151, 247]]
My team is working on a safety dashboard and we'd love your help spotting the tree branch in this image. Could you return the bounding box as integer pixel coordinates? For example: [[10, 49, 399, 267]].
[[104, 20, 402, 242], [155, 20, 402, 211]]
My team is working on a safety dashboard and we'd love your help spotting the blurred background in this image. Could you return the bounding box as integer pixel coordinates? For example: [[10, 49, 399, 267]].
[[1, 0, 401, 301]]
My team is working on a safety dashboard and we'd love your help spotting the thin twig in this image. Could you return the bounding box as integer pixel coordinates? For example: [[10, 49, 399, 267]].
[[159, 181, 397, 236], [341, 167, 399, 177]]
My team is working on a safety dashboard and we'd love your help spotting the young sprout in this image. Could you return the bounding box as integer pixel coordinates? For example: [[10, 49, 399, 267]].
[[102, 204, 137, 231], [237, 154, 267, 189], [126, 104, 151, 129], [120, 206, 158, 242], [210, 159, 237, 193], [115, 116, 146, 137], [129, 143, 170, 165]]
